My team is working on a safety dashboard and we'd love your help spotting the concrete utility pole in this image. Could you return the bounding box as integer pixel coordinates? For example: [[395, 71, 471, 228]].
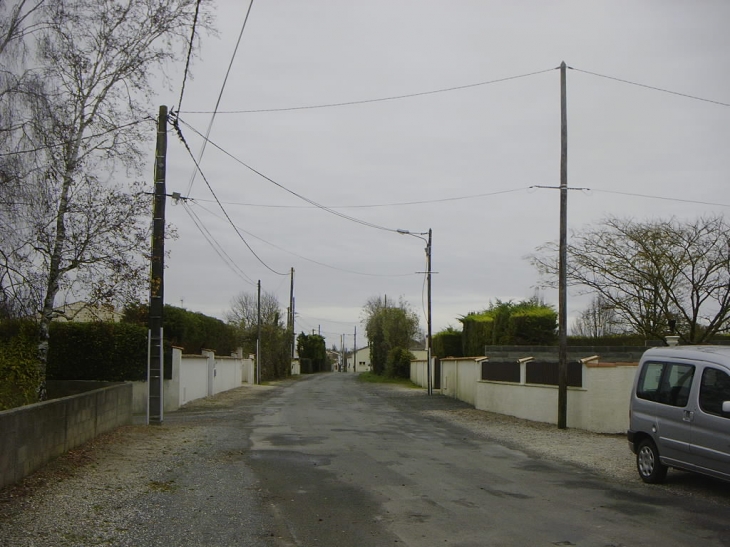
[[289, 268, 295, 360], [147, 105, 167, 425], [558, 61, 569, 429], [397, 228, 434, 395], [257, 280, 261, 385]]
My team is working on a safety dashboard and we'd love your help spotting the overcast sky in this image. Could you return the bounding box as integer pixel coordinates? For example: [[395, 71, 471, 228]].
[[156, 0, 730, 349]]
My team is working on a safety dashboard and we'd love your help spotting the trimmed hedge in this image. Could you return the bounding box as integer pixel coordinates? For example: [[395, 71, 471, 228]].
[[432, 330, 463, 358], [0, 320, 41, 410], [460, 301, 558, 355], [47, 322, 149, 382], [460, 313, 494, 357]]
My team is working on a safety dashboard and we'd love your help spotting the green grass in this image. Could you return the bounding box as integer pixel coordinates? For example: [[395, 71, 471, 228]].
[[356, 372, 419, 387]]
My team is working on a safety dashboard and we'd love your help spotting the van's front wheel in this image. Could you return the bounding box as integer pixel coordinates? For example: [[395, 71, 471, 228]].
[[636, 439, 668, 484]]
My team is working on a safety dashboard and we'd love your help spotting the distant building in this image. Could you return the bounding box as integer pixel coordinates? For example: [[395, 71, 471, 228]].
[[51, 301, 122, 323], [347, 346, 371, 372]]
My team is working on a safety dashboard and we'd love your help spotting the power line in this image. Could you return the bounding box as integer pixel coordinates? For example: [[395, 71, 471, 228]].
[[183, 0, 256, 196], [569, 66, 730, 108], [179, 67, 558, 114], [181, 201, 257, 286], [176, 0, 204, 112], [190, 186, 530, 209], [586, 188, 730, 208], [189, 201, 416, 278], [175, 116, 404, 234], [171, 116, 288, 276]]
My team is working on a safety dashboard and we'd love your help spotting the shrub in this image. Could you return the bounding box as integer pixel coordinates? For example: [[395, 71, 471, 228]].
[[385, 347, 415, 379], [0, 320, 41, 410]]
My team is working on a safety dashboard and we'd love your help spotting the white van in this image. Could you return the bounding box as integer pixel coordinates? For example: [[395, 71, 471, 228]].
[[627, 346, 730, 483]]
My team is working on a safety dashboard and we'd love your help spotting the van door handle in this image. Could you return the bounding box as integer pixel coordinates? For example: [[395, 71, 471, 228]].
[[683, 410, 694, 422]]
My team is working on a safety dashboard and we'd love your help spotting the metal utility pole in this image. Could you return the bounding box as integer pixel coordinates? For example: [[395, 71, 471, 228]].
[[257, 280, 262, 385], [558, 61, 569, 429], [147, 105, 167, 425]]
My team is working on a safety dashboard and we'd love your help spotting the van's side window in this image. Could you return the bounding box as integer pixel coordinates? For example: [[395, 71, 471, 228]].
[[637, 362, 694, 407], [699, 367, 730, 418]]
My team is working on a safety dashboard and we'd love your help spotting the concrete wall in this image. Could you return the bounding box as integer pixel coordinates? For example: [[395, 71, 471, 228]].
[[132, 348, 254, 416], [473, 362, 638, 433], [440, 358, 482, 406], [412, 354, 639, 433], [0, 383, 132, 490], [411, 359, 429, 388]]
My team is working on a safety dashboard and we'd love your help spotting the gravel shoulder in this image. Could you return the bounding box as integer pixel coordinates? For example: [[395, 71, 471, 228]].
[[1, 377, 729, 546]]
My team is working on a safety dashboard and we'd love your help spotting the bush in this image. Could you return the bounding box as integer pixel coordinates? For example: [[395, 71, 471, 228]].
[[0, 320, 41, 410], [47, 322, 149, 381], [432, 329, 463, 358], [385, 347, 415, 379]]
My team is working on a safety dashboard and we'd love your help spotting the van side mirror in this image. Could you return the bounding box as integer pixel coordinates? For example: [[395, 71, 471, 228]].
[[723, 401, 730, 414]]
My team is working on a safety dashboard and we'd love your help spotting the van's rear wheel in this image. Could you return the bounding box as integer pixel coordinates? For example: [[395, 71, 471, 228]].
[[636, 439, 668, 484]]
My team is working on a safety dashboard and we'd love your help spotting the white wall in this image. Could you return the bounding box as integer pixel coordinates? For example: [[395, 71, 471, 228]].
[[410, 356, 639, 434], [440, 358, 481, 406], [411, 359, 428, 388], [132, 348, 255, 415], [473, 363, 638, 433]]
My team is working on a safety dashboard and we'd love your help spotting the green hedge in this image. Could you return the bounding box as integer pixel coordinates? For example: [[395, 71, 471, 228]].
[[432, 330, 463, 358], [0, 320, 41, 410], [47, 322, 149, 381], [460, 301, 558, 355], [123, 304, 239, 355], [386, 348, 415, 379], [460, 313, 494, 356], [509, 308, 558, 345]]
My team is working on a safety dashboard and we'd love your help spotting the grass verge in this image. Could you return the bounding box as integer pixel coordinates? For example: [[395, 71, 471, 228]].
[[356, 372, 419, 387]]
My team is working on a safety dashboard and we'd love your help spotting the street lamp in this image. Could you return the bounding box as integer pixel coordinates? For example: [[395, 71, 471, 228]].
[[398, 228, 433, 396]]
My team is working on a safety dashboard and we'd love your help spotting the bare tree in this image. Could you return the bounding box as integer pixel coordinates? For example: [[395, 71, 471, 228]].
[[571, 295, 627, 338], [227, 290, 291, 380], [227, 290, 283, 330], [0, 0, 213, 398], [531, 215, 730, 344]]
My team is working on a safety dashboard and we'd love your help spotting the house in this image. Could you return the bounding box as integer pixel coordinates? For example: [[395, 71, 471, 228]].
[[347, 346, 371, 372], [51, 301, 122, 323], [347, 346, 428, 373]]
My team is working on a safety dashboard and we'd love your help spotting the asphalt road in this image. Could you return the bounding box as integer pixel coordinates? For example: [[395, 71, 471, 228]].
[[245, 373, 730, 547], [2, 372, 730, 547]]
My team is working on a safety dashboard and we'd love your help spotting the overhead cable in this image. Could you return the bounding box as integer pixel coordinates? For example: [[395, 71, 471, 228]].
[[175, 116, 404, 234], [190, 187, 530, 210], [179, 67, 558, 114], [176, 0, 204, 112], [181, 201, 257, 286], [183, 0, 256, 196], [171, 116, 288, 276], [569, 66, 730, 108], [190, 201, 415, 278]]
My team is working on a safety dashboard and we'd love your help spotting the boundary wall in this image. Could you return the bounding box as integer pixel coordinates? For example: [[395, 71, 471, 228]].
[[0, 383, 132, 490], [412, 347, 644, 433], [132, 347, 254, 415]]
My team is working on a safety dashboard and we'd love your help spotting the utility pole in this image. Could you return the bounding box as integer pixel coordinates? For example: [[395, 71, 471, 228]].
[[289, 268, 295, 360], [147, 105, 167, 425], [427, 228, 433, 396], [353, 326, 357, 373], [558, 61, 569, 429], [257, 280, 261, 385]]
